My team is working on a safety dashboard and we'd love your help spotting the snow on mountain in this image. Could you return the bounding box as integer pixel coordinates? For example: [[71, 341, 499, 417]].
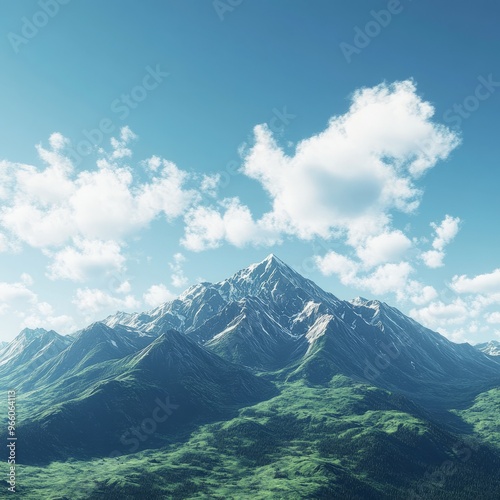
[[8, 255, 500, 404], [0, 328, 72, 369], [475, 340, 500, 356], [99, 255, 500, 394], [21, 322, 156, 390]]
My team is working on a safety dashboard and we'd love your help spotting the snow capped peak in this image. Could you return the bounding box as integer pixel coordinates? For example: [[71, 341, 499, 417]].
[[475, 340, 500, 356], [262, 253, 286, 267], [18, 327, 50, 340], [0, 327, 68, 368], [350, 297, 371, 306], [350, 297, 382, 309]]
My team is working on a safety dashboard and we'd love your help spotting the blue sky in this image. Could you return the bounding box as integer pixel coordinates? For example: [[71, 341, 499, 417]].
[[0, 0, 500, 343]]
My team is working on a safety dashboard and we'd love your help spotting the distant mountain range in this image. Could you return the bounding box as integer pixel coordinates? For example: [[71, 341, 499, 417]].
[[1, 254, 500, 498], [475, 340, 500, 356]]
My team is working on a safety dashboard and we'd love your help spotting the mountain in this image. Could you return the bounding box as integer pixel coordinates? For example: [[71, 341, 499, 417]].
[[15, 327, 276, 464], [0, 328, 73, 381], [20, 322, 156, 390], [476, 340, 500, 356], [105, 255, 500, 407], [3, 255, 500, 498]]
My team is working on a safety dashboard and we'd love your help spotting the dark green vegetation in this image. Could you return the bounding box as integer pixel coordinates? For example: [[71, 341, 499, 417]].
[[1, 256, 499, 498], [10, 378, 500, 499]]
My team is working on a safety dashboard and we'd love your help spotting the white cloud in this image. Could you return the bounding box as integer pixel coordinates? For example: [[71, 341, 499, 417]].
[[0, 130, 200, 251], [240, 80, 458, 246], [408, 294, 498, 343], [356, 230, 412, 267], [0, 232, 20, 254], [410, 299, 470, 329], [21, 300, 75, 334], [169, 253, 188, 288], [359, 262, 413, 296], [20, 273, 34, 286], [143, 284, 176, 308], [406, 281, 438, 306], [1, 204, 74, 248], [315, 251, 360, 287], [421, 215, 460, 268], [182, 198, 280, 251], [393, 262, 500, 342], [115, 280, 132, 294], [73, 287, 140, 314], [315, 251, 414, 298], [432, 215, 461, 250], [47, 238, 126, 282], [142, 155, 162, 172], [109, 126, 137, 159], [0, 280, 37, 314], [200, 173, 221, 197], [48, 132, 69, 151], [316, 249, 438, 307], [181, 80, 458, 254], [486, 312, 500, 324], [421, 250, 445, 269], [0, 277, 75, 334], [451, 268, 500, 294]]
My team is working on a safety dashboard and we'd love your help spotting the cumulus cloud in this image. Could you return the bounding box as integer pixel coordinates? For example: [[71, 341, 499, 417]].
[[200, 173, 221, 197], [48, 132, 70, 151], [409, 284, 500, 343], [109, 126, 137, 159], [360, 262, 414, 296], [0, 276, 74, 334], [143, 284, 176, 308], [47, 238, 126, 282], [486, 312, 500, 324], [356, 230, 412, 267], [21, 301, 76, 334], [406, 282, 438, 306], [410, 299, 471, 328], [0, 127, 201, 256], [421, 215, 460, 268], [241, 80, 458, 244], [182, 198, 280, 251], [0, 279, 37, 314], [182, 80, 458, 256], [408, 297, 488, 343], [413, 267, 500, 341], [316, 246, 443, 309], [73, 287, 140, 314], [314, 251, 432, 303], [169, 253, 188, 288], [0, 231, 21, 254], [315, 251, 361, 287], [451, 268, 500, 294]]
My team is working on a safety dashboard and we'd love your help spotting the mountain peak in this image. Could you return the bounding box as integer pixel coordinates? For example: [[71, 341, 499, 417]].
[[350, 297, 371, 306], [262, 253, 285, 265], [18, 327, 50, 340], [475, 340, 500, 356]]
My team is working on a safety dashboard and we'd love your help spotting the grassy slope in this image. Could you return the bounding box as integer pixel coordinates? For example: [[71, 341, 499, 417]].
[[12, 376, 500, 500], [453, 387, 500, 448]]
